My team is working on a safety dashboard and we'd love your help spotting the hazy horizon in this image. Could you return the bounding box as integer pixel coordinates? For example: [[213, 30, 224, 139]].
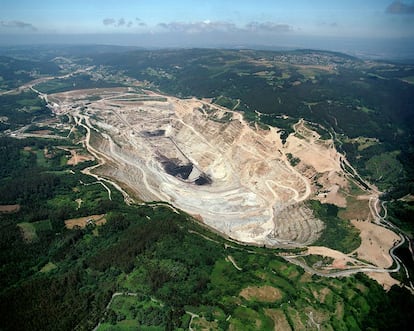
[[1, 0, 414, 60]]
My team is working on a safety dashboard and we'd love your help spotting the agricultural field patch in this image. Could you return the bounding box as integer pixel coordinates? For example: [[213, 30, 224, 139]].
[[17, 222, 37, 242], [240, 285, 283, 302], [0, 204, 20, 213], [64, 214, 106, 229]]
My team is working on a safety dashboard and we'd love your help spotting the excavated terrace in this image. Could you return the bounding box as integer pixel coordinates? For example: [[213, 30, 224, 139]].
[[52, 88, 348, 246]]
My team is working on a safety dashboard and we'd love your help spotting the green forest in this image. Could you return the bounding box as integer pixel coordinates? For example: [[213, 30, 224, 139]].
[[0, 114, 412, 331], [1, 47, 414, 330]]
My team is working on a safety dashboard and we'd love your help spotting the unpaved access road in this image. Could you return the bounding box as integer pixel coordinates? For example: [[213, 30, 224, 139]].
[[50, 87, 346, 247], [19, 78, 408, 289]]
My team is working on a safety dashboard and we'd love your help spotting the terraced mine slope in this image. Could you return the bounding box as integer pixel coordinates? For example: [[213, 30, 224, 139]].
[[51, 87, 349, 246]]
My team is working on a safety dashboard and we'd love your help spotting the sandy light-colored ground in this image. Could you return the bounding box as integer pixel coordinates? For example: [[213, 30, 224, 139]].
[[0, 204, 20, 213], [351, 219, 400, 268], [366, 272, 400, 290], [307, 246, 359, 269], [30, 129, 53, 135], [59, 147, 95, 166], [50, 88, 353, 247], [240, 285, 283, 302]]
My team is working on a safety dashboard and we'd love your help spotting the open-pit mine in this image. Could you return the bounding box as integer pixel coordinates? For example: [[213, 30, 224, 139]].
[[50, 87, 351, 246]]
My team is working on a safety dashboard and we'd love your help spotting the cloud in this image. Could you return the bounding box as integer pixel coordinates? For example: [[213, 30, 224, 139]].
[[386, 1, 414, 14], [0, 20, 37, 31], [103, 18, 116, 26], [134, 18, 147, 27], [245, 22, 292, 32], [157, 21, 238, 34], [103, 17, 135, 28], [157, 20, 293, 35]]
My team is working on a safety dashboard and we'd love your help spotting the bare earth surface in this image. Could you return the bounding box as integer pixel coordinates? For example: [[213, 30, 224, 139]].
[[240, 285, 282, 302], [366, 271, 400, 290], [64, 214, 106, 229], [351, 220, 400, 268], [264, 309, 292, 331], [58, 146, 95, 165], [51, 88, 352, 247], [0, 204, 20, 213], [307, 246, 359, 268], [47, 86, 404, 289]]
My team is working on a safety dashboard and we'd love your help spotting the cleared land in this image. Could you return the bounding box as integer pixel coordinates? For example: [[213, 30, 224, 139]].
[[240, 285, 283, 302], [64, 214, 106, 229], [58, 146, 95, 165], [366, 271, 400, 290], [351, 219, 400, 268], [51, 88, 352, 247], [0, 204, 20, 213], [265, 309, 292, 331]]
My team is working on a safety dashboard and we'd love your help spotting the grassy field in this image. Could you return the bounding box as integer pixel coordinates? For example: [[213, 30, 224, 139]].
[[40, 262, 57, 273], [17, 220, 52, 243], [311, 201, 361, 253], [17, 222, 38, 242]]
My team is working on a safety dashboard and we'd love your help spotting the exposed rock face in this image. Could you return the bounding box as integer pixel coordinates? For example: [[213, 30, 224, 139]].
[[52, 88, 348, 246]]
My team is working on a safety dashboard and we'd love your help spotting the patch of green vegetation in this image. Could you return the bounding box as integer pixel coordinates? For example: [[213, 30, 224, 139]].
[[0, 56, 60, 90], [286, 152, 301, 166], [365, 151, 404, 190], [213, 95, 238, 110], [34, 74, 121, 94], [17, 222, 38, 242], [279, 72, 291, 80], [270, 260, 300, 280], [40, 262, 57, 273], [302, 255, 334, 268], [102, 295, 167, 329], [230, 307, 273, 331], [0, 91, 49, 131], [33, 219, 52, 232], [311, 201, 361, 253], [34, 149, 48, 167], [350, 136, 379, 151], [387, 200, 414, 235], [357, 106, 375, 114]]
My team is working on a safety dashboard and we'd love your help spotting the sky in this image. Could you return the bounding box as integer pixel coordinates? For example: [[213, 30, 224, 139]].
[[1, 0, 414, 58]]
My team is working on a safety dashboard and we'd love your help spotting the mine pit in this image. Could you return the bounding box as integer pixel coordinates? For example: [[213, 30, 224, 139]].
[[52, 88, 349, 246]]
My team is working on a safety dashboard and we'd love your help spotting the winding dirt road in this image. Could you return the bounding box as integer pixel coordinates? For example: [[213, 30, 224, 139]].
[[10, 70, 411, 290]]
